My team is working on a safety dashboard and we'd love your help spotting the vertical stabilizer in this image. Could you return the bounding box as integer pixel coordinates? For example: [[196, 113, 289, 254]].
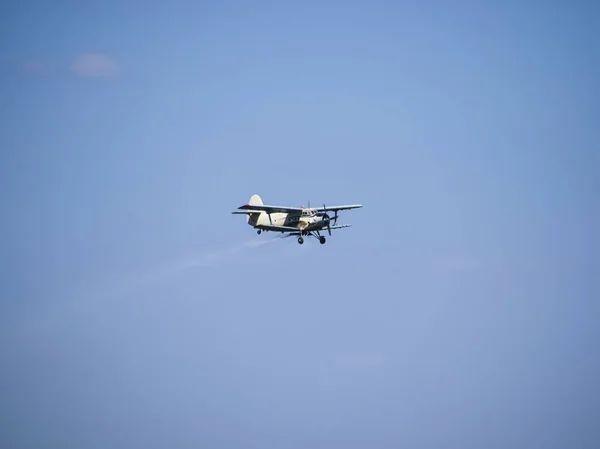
[[247, 194, 263, 224], [249, 194, 263, 206]]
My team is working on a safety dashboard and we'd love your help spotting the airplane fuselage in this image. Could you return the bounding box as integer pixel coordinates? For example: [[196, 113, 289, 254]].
[[250, 211, 327, 231]]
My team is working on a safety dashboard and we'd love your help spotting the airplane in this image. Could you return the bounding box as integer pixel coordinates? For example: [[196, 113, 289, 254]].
[[232, 194, 362, 244]]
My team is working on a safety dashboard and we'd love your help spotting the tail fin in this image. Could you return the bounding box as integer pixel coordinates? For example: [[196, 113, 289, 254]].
[[249, 194, 263, 206], [247, 194, 263, 224]]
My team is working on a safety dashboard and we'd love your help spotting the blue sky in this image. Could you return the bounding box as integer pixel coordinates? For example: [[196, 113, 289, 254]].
[[1, 1, 598, 448]]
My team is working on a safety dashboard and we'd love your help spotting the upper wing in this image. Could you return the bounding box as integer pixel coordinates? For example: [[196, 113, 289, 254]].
[[313, 204, 363, 212], [234, 204, 304, 214], [233, 203, 363, 214]]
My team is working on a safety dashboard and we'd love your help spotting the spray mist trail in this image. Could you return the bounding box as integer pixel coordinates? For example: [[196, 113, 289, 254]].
[[67, 236, 285, 304], [176, 236, 283, 271]]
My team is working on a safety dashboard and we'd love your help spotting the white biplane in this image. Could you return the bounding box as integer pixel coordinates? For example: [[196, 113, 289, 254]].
[[232, 194, 362, 244]]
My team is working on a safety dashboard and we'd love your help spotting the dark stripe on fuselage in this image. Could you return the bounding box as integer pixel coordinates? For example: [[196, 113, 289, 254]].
[[248, 213, 260, 226], [283, 213, 302, 227]]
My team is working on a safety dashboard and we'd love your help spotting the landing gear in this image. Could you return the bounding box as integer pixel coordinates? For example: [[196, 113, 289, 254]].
[[257, 229, 262, 235], [295, 232, 326, 245]]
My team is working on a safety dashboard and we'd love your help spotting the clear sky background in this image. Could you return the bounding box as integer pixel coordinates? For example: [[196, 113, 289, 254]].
[[1, 1, 598, 448]]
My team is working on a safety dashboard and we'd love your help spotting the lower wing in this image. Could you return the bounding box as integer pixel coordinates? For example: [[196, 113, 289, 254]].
[[256, 224, 352, 233], [328, 224, 351, 230], [255, 224, 300, 232]]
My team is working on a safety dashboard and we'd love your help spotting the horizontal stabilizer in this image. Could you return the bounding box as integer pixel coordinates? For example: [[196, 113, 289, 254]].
[[231, 210, 264, 215]]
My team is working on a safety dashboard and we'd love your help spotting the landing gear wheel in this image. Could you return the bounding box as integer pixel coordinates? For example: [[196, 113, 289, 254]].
[[319, 236, 326, 244], [297, 236, 304, 245], [257, 230, 262, 235]]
